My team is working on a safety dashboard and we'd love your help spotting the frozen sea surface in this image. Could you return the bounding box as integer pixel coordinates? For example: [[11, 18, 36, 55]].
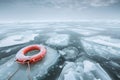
[[0, 22, 120, 80]]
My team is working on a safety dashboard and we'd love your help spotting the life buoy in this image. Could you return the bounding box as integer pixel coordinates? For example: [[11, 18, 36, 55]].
[[15, 44, 47, 64]]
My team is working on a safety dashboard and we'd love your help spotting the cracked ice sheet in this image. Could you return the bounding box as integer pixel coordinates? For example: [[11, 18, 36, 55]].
[[82, 35, 120, 48], [0, 46, 60, 80], [0, 33, 38, 47], [68, 28, 99, 36], [58, 60, 111, 80], [46, 34, 70, 47], [81, 36, 120, 59]]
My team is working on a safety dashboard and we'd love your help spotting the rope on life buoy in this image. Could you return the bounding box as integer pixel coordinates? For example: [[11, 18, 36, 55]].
[[26, 61, 32, 80]]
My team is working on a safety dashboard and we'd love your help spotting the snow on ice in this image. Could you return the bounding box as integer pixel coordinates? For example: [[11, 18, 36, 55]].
[[0, 34, 38, 47], [46, 34, 70, 47]]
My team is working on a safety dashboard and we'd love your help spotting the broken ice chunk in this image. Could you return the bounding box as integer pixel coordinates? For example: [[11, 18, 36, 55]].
[[58, 60, 111, 80], [59, 47, 79, 60]]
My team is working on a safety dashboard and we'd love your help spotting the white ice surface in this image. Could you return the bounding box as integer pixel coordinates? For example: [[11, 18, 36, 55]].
[[81, 36, 120, 59], [46, 34, 70, 47], [82, 27, 105, 31], [0, 34, 38, 47], [83, 60, 95, 72], [59, 47, 79, 60], [64, 71, 76, 80], [69, 28, 98, 36]]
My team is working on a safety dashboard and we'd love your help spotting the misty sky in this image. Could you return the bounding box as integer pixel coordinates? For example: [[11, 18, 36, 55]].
[[0, 0, 120, 22]]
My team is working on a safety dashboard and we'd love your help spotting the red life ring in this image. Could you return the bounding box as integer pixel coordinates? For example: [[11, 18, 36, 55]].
[[15, 44, 47, 64]]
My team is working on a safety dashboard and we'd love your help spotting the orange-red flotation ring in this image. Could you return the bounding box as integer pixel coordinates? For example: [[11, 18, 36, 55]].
[[15, 44, 47, 64]]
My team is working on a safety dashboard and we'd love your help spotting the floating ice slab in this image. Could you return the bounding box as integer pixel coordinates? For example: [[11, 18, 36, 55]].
[[58, 60, 111, 80], [59, 47, 79, 60], [81, 36, 120, 59], [82, 35, 120, 48], [0, 34, 38, 47], [83, 60, 111, 80], [46, 34, 70, 47], [0, 46, 60, 80]]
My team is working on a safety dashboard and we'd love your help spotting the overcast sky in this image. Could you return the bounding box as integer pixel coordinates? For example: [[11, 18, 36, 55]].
[[0, 0, 120, 22]]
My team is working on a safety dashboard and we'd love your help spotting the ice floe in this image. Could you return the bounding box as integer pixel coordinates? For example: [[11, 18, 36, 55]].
[[58, 47, 79, 60], [46, 34, 70, 47], [81, 35, 120, 60], [0, 46, 60, 80], [0, 34, 38, 47], [58, 60, 111, 80], [82, 35, 120, 48]]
